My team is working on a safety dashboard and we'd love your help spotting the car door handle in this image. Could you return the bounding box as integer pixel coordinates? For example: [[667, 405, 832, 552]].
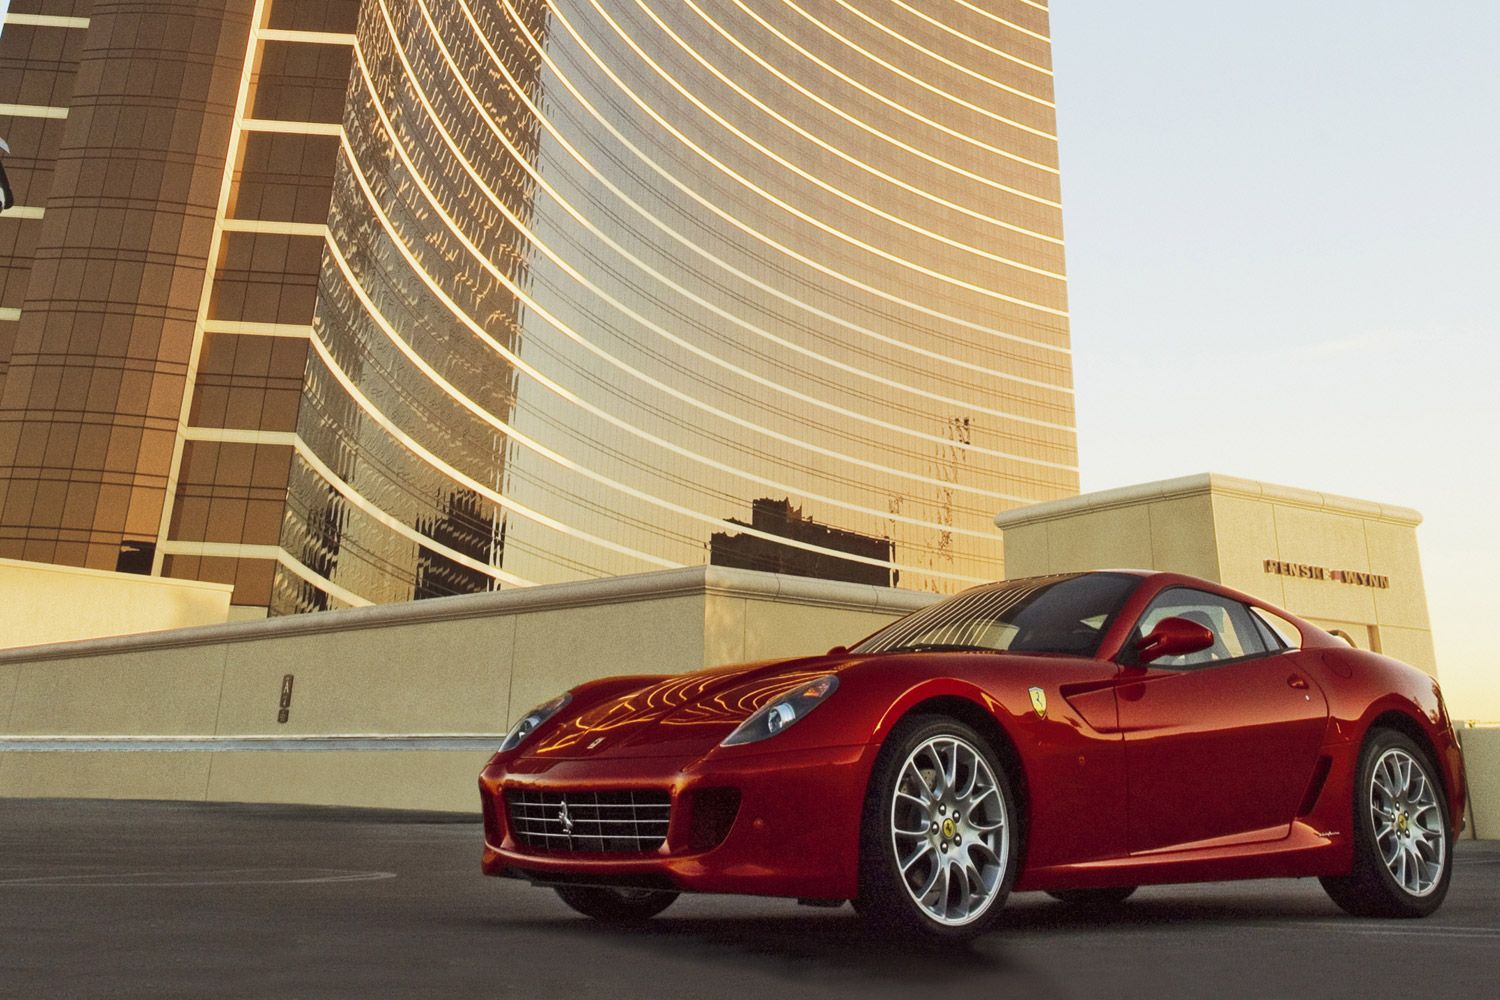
[[1287, 674, 1309, 690]]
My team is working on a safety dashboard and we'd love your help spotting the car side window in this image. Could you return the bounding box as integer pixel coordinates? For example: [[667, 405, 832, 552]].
[[1249, 606, 1302, 650], [1131, 588, 1271, 670]]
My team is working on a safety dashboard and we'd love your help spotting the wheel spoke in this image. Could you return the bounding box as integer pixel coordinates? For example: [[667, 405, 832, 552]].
[[895, 788, 931, 814], [1376, 757, 1400, 799], [956, 750, 980, 800], [951, 858, 973, 916], [903, 762, 936, 803], [943, 740, 959, 793], [901, 841, 934, 873], [914, 861, 942, 905], [962, 854, 987, 897], [967, 840, 1001, 872], [965, 787, 1003, 830]]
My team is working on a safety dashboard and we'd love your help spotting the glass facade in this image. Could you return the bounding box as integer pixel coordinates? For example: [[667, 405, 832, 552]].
[[1, 0, 1079, 614], [0, 0, 361, 608], [274, 0, 1078, 612], [0, 0, 257, 573]]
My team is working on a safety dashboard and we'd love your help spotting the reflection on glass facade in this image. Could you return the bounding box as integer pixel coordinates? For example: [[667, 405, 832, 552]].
[[271, 0, 1080, 611]]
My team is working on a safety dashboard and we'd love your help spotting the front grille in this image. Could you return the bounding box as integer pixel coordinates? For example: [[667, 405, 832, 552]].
[[505, 789, 671, 854]]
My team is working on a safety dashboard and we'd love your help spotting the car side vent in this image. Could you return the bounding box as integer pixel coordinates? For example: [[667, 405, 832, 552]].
[[1298, 755, 1333, 816]]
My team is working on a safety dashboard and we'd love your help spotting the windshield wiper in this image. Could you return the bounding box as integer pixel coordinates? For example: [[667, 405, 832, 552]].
[[883, 643, 1003, 654]]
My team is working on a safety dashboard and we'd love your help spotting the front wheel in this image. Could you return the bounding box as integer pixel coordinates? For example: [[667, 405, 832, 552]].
[[1320, 729, 1452, 918], [857, 715, 1020, 941], [553, 885, 678, 922]]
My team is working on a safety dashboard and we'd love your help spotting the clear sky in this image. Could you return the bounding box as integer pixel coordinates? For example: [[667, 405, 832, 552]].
[[1050, 2, 1500, 718]]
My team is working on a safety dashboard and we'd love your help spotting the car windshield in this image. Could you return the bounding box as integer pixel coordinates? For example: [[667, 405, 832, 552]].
[[851, 573, 1140, 658]]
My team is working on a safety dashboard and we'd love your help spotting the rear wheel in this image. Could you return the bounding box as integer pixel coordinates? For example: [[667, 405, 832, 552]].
[[1320, 728, 1451, 918], [1046, 887, 1137, 907], [856, 715, 1020, 941], [553, 886, 678, 922]]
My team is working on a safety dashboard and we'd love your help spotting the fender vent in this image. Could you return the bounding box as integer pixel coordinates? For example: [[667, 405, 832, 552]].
[[1298, 756, 1333, 816]]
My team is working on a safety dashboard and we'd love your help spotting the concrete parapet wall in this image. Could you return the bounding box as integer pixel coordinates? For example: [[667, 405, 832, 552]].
[[1, 557, 233, 650], [1459, 726, 1500, 841], [0, 567, 934, 813]]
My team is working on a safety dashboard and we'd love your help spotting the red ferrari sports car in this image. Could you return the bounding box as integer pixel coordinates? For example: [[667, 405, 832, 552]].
[[478, 570, 1465, 939]]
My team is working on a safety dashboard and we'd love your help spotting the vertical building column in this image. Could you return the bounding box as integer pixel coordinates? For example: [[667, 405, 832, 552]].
[[0, 0, 253, 571], [154, 0, 358, 614]]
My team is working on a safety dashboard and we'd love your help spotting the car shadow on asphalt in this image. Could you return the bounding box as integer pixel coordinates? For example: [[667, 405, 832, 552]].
[[446, 889, 1340, 998], [492, 911, 1066, 997]]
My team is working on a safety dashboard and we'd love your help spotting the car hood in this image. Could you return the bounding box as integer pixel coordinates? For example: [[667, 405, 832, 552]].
[[525, 654, 849, 760]]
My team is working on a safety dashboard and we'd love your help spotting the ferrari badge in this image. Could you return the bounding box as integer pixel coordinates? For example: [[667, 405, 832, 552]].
[[1028, 686, 1047, 719]]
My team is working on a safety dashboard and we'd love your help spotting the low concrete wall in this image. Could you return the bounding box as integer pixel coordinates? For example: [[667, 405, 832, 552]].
[[1459, 726, 1500, 840], [0, 566, 933, 812], [1, 557, 233, 650]]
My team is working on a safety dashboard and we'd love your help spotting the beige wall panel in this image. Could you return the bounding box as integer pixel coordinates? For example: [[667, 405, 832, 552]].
[[215, 616, 516, 737], [703, 594, 747, 667], [1363, 521, 1434, 630], [206, 750, 489, 813], [508, 596, 705, 726], [1372, 625, 1438, 676], [1460, 728, 1500, 840], [0, 752, 212, 801], [739, 602, 901, 663], [1301, 619, 1377, 652], [0, 559, 232, 650], [1146, 496, 1219, 578], [1271, 508, 1379, 623], [1045, 507, 1154, 573], [7, 647, 226, 735], [998, 524, 1049, 579], [0, 662, 18, 730], [1209, 495, 1286, 603]]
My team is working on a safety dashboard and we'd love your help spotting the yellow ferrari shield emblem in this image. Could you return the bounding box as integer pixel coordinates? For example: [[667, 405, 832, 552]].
[[1028, 686, 1047, 719]]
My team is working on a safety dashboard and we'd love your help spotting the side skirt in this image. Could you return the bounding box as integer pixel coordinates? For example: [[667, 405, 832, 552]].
[[1016, 821, 1351, 892]]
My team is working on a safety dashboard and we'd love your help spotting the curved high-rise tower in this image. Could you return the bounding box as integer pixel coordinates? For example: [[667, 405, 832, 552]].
[[273, 0, 1076, 612]]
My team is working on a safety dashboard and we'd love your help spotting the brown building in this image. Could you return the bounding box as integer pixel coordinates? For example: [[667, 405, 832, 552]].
[[0, 0, 356, 613]]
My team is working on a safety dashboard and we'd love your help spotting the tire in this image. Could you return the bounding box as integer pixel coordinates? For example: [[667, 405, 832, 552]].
[[1046, 886, 1136, 907], [1320, 728, 1452, 918], [553, 886, 679, 923], [856, 715, 1021, 941]]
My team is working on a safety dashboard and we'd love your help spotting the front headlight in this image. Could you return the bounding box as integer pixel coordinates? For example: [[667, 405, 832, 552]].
[[499, 691, 572, 752], [721, 675, 839, 747]]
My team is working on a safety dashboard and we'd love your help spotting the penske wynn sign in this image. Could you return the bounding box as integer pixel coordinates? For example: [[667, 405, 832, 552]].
[[1264, 559, 1390, 590]]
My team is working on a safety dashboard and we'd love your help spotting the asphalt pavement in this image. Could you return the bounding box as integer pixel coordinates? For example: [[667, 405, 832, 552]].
[[1, 798, 1496, 999]]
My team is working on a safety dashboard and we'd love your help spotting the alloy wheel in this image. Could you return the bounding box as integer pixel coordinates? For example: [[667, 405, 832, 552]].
[[889, 735, 1009, 927], [1369, 747, 1445, 897]]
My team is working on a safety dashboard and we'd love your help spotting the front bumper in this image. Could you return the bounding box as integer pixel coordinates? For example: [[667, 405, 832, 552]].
[[479, 742, 872, 900]]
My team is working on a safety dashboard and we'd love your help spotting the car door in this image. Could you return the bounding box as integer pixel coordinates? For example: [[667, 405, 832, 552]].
[[1115, 587, 1329, 855]]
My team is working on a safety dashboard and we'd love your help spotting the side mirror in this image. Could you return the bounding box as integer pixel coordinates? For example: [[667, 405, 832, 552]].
[[826, 645, 849, 657], [1135, 617, 1215, 665]]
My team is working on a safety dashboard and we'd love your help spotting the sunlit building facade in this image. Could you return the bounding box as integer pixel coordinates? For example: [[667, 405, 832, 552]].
[[272, 0, 1078, 612], [1, 0, 1078, 616]]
